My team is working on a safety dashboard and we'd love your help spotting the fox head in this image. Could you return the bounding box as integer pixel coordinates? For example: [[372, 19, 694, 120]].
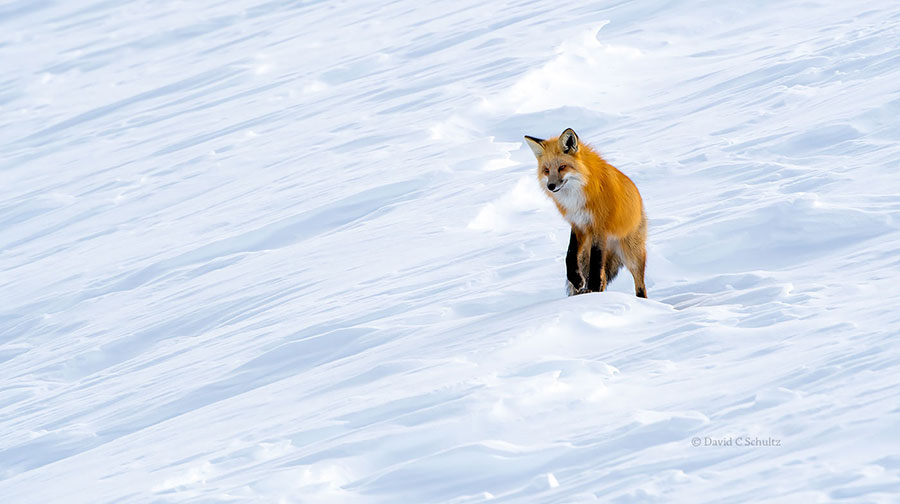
[[524, 128, 584, 194]]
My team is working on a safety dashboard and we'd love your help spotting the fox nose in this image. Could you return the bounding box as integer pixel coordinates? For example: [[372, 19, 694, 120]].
[[547, 183, 557, 191]]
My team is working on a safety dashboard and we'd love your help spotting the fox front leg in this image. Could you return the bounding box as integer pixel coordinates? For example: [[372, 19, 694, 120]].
[[566, 229, 591, 295], [570, 229, 594, 295], [565, 229, 582, 295], [587, 240, 603, 292]]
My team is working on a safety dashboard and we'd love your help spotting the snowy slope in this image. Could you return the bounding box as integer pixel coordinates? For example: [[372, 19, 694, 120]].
[[2, 0, 900, 502]]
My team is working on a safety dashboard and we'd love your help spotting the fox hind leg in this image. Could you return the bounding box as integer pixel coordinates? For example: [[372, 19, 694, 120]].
[[622, 217, 648, 298], [630, 249, 647, 298]]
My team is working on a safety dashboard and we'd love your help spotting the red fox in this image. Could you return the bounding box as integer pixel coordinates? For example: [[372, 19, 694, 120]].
[[525, 128, 647, 298]]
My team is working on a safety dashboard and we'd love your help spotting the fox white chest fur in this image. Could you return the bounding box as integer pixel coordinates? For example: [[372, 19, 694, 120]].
[[552, 178, 592, 231]]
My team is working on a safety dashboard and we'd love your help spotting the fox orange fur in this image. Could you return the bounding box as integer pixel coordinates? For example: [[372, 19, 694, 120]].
[[525, 128, 647, 298]]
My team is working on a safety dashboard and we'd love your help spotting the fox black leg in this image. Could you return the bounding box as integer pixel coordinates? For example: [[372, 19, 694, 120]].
[[588, 241, 603, 292], [566, 229, 583, 292]]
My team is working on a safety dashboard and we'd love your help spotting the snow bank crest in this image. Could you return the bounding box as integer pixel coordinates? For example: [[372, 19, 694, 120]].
[[468, 176, 553, 232], [484, 23, 662, 115]]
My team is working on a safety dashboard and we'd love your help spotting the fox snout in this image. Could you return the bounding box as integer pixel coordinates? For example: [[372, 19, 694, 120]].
[[546, 172, 563, 192]]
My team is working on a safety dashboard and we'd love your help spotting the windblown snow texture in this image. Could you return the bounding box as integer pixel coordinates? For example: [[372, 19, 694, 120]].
[[2, 1, 900, 502]]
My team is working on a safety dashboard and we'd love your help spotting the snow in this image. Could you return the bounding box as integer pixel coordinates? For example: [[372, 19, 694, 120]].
[[2, 0, 900, 502]]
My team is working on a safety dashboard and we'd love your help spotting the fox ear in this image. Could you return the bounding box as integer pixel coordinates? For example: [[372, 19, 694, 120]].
[[559, 128, 579, 154], [523, 135, 546, 159]]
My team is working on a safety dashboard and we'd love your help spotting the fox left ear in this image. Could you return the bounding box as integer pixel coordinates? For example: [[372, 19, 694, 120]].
[[559, 128, 579, 154], [523, 135, 546, 159]]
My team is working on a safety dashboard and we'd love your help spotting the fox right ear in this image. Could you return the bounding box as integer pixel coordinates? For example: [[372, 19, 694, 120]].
[[559, 128, 579, 154], [523, 135, 546, 159]]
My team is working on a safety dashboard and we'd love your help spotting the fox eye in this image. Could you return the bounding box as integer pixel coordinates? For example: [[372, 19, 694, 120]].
[[543, 168, 550, 174], [559, 165, 567, 171]]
